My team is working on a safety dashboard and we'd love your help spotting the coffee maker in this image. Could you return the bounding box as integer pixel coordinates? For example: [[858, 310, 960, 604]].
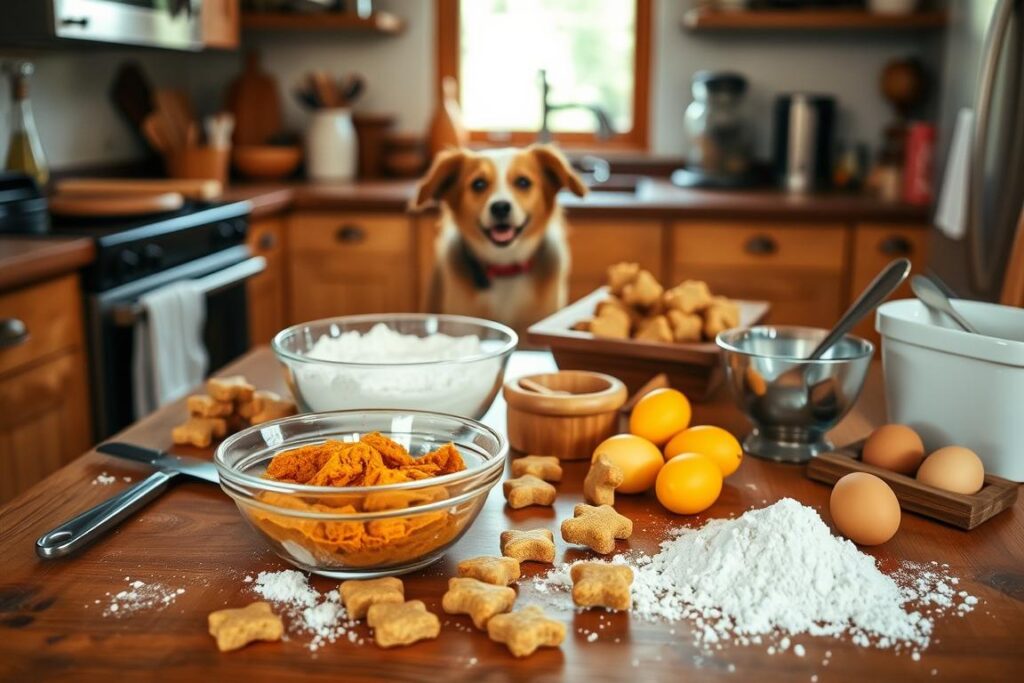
[[772, 94, 836, 193]]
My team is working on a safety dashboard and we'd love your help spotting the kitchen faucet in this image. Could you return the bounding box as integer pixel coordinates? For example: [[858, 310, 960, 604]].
[[537, 69, 615, 142]]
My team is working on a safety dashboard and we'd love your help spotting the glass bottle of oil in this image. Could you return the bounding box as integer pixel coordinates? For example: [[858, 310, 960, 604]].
[[4, 61, 49, 187]]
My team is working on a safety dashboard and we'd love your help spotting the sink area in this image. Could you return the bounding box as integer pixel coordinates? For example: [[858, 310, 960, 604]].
[[581, 173, 650, 196]]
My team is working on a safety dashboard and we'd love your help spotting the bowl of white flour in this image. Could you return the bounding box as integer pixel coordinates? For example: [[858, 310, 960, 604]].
[[272, 314, 518, 419]]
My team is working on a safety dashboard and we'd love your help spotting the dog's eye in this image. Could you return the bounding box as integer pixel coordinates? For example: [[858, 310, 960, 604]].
[[471, 178, 488, 192], [514, 176, 532, 189]]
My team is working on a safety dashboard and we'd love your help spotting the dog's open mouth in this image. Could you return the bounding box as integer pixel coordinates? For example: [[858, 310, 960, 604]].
[[481, 217, 530, 247]]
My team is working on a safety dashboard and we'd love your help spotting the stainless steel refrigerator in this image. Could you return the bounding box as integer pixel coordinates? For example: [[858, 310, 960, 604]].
[[930, 0, 1024, 300]]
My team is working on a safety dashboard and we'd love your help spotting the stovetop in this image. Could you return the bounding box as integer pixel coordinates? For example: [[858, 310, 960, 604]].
[[50, 200, 251, 292]]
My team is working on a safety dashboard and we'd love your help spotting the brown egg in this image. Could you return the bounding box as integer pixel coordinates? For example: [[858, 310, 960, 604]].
[[916, 446, 985, 495], [829, 472, 901, 546], [862, 424, 926, 475]]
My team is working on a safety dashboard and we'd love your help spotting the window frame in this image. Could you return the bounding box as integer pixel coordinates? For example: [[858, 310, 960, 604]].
[[436, 0, 651, 150]]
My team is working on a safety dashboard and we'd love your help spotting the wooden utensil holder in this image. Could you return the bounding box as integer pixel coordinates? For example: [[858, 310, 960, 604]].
[[165, 146, 230, 185]]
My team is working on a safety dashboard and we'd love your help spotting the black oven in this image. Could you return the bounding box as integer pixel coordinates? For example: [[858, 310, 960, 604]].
[[87, 245, 263, 436], [50, 200, 258, 438]]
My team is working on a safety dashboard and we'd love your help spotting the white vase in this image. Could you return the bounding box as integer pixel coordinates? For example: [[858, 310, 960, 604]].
[[306, 108, 358, 181]]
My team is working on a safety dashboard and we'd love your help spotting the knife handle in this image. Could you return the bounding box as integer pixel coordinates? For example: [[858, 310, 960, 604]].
[[35, 470, 177, 559]]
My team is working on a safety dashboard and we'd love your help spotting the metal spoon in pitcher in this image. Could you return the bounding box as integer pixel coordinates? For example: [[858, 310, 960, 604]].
[[910, 274, 979, 334]]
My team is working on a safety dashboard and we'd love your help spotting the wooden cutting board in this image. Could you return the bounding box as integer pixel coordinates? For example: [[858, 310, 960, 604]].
[[56, 178, 223, 201], [49, 192, 185, 217], [227, 51, 283, 146]]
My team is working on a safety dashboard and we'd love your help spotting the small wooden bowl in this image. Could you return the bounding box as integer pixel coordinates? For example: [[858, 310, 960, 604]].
[[503, 371, 628, 460], [232, 144, 303, 180]]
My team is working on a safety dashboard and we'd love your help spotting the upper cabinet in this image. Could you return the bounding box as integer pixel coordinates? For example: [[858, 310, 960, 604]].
[[203, 0, 240, 50]]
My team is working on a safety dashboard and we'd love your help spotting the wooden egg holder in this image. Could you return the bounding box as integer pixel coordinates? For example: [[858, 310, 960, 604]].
[[807, 440, 1019, 530]]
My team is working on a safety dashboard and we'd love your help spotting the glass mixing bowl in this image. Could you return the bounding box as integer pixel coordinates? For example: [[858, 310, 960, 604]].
[[272, 314, 517, 420], [215, 409, 507, 578]]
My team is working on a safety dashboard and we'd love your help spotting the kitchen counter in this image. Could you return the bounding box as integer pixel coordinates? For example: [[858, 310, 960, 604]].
[[222, 179, 933, 224], [1, 347, 1020, 681], [0, 236, 95, 292]]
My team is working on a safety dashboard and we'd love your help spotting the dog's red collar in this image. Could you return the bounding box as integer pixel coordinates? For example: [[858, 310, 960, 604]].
[[461, 242, 535, 290], [485, 259, 533, 279]]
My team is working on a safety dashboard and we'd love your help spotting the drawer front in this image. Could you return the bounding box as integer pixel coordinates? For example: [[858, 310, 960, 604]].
[[673, 223, 846, 270], [668, 264, 845, 328], [0, 349, 91, 504], [0, 274, 84, 376], [567, 220, 664, 302], [851, 223, 929, 345], [672, 223, 848, 328], [289, 212, 411, 263], [287, 212, 416, 321]]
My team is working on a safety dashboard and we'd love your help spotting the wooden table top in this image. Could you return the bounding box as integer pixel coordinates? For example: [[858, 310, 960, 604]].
[[1, 348, 1021, 682]]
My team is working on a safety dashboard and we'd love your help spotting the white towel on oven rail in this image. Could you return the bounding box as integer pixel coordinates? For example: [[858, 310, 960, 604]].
[[132, 280, 209, 419]]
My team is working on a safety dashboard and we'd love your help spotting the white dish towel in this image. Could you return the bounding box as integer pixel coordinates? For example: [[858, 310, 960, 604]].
[[132, 280, 208, 419]]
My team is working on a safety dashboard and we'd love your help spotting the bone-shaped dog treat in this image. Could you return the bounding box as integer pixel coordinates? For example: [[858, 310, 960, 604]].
[[503, 474, 556, 509], [583, 453, 624, 506], [441, 577, 517, 630], [560, 504, 632, 555], [571, 562, 634, 610]]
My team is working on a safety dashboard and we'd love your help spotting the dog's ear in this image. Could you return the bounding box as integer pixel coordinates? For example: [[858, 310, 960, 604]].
[[529, 144, 587, 197], [411, 149, 466, 209]]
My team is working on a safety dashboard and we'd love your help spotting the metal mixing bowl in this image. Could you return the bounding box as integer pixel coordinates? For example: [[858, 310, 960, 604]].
[[717, 326, 873, 463]]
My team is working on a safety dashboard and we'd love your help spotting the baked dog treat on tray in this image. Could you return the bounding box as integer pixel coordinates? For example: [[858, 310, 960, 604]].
[[581, 262, 739, 344]]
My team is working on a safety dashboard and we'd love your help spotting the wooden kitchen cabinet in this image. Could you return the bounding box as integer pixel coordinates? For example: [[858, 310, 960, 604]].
[[246, 216, 287, 346], [671, 222, 848, 328], [202, 0, 240, 49], [0, 274, 92, 504], [566, 219, 664, 302], [287, 212, 417, 322], [851, 223, 929, 347], [415, 216, 441, 311]]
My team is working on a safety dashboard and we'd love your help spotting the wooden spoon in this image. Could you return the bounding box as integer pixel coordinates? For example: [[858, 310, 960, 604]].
[[519, 377, 570, 396]]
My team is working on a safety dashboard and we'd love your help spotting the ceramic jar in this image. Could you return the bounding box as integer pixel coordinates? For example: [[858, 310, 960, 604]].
[[306, 108, 358, 181]]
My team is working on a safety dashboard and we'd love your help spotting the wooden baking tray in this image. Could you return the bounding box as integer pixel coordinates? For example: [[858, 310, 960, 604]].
[[527, 287, 770, 400], [807, 440, 1019, 530]]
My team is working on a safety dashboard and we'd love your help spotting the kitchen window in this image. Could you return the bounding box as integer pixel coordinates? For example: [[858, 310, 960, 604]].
[[437, 0, 650, 149]]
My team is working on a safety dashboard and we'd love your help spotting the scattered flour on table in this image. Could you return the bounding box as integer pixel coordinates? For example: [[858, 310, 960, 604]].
[[294, 323, 500, 415], [250, 570, 362, 651], [102, 577, 184, 617], [532, 498, 978, 657]]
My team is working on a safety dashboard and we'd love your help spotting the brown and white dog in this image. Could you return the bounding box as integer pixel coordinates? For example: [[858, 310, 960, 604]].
[[411, 145, 587, 333]]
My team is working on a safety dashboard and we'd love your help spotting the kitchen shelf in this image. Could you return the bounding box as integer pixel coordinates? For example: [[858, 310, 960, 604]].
[[240, 11, 405, 34], [682, 8, 948, 32]]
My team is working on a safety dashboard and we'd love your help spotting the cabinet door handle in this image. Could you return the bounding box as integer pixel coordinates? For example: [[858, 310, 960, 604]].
[[258, 232, 276, 251], [336, 225, 366, 244], [0, 318, 29, 348], [878, 235, 912, 256], [744, 235, 778, 256]]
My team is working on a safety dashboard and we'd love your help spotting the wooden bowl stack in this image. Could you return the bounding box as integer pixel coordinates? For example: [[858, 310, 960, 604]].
[[503, 371, 628, 460]]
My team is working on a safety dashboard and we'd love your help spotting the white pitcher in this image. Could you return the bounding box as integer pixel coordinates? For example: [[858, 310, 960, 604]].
[[306, 108, 358, 181]]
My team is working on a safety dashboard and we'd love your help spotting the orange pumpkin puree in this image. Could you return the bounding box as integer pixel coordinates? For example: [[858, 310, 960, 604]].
[[248, 433, 471, 567]]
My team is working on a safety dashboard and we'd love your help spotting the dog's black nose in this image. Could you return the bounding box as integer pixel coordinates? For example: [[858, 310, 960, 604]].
[[489, 200, 512, 220]]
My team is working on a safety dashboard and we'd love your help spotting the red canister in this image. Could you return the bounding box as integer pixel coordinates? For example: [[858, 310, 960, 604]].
[[902, 122, 937, 205]]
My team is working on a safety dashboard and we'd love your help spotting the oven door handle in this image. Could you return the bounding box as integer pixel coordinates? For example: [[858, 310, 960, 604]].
[[111, 256, 266, 327]]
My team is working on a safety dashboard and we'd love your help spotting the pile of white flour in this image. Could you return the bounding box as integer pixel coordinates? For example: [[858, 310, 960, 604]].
[[533, 498, 977, 654], [249, 570, 363, 652], [293, 323, 501, 416]]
